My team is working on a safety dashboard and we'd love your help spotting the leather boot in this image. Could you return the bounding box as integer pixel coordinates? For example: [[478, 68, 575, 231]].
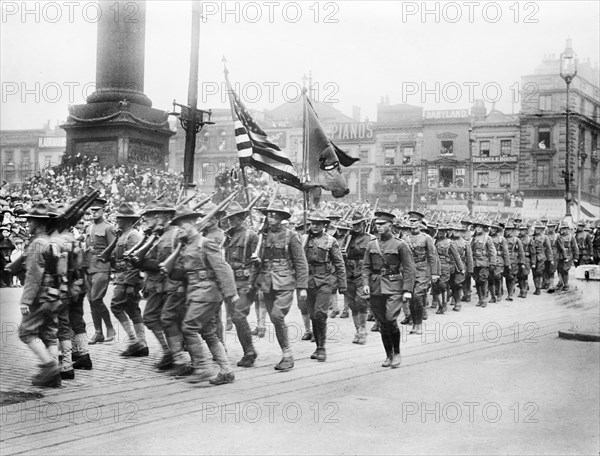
[[310, 318, 320, 359], [32, 361, 61, 387], [371, 320, 380, 332], [105, 327, 116, 343], [301, 313, 312, 341], [73, 353, 92, 370], [356, 313, 368, 345], [88, 331, 104, 345], [351, 314, 360, 344], [380, 325, 393, 367]]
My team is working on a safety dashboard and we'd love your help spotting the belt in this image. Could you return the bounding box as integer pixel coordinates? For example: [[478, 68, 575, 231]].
[[186, 270, 216, 280], [372, 267, 399, 276], [309, 264, 331, 274], [264, 259, 289, 264], [234, 269, 250, 278]]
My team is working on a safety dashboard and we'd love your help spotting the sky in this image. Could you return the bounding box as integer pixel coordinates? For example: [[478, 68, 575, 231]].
[[1, 0, 599, 130]]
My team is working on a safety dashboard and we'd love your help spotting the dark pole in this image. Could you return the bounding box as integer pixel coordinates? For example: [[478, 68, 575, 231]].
[[183, 2, 201, 185], [565, 79, 572, 218]]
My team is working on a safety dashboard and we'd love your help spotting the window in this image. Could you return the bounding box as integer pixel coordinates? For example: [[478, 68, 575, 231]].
[[440, 141, 454, 156], [536, 162, 550, 186], [4, 149, 14, 163], [427, 168, 438, 188], [479, 141, 490, 157], [384, 147, 396, 165], [360, 171, 369, 196], [539, 95, 552, 111], [538, 127, 551, 149], [44, 155, 52, 167], [500, 140, 512, 155], [477, 172, 489, 188], [21, 149, 31, 163], [500, 171, 511, 187], [402, 146, 414, 165], [359, 149, 369, 162], [440, 167, 454, 188]]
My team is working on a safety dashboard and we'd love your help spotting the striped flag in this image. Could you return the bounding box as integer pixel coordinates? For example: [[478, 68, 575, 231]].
[[227, 84, 303, 191]]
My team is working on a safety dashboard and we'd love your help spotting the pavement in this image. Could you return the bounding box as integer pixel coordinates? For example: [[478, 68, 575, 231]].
[[1, 273, 599, 455]]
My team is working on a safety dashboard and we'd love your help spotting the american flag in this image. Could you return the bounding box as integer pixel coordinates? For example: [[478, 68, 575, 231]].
[[227, 84, 303, 191]]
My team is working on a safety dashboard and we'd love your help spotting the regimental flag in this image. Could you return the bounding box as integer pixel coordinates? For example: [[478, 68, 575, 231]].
[[305, 96, 359, 198], [227, 82, 303, 191]]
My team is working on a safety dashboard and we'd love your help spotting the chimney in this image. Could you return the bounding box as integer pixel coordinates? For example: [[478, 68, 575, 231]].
[[470, 99, 487, 119], [352, 106, 361, 122]]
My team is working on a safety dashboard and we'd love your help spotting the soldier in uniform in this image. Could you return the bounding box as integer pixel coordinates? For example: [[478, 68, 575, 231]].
[[575, 221, 593, 266], [593, 220, 600, 265], [108, 204, 147, 357], [222, 201, 260, 368], [489, 223, 509, 303], [470, 220, 497, 308], [84, 198, 116, 344], [18, 203, 63, 387], [450, 223, 472, 310], [543, 222, 561, 292], [531, 221, 553, 295], [459, 219, 474, 303], [517, 223, 534, 298], [342, 213, 373, 344], [403, 212, 438, 334], [304, 212, 346, 361], [167, 207, 238, 385], [433, 225, 464, 314], [327, 211, 349, 319], [362, 211, 416, 368], [556, 221, 579, 291], [504, 221, 525, 301], [251, 200, 309, 371], [136, 200, 181, 370], [199, 202, 232, 339]]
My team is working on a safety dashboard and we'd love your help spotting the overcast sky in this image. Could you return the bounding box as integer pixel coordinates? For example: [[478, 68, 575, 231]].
[[1, 0, 599, 130]]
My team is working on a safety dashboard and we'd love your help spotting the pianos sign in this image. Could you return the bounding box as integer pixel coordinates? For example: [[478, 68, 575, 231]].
[[330, 123, 375, 142]]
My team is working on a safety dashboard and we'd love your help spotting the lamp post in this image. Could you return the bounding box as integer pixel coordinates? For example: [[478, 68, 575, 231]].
[[560, 38, 578, 221], [468, 127, 474, 216], [578, 149, 588, 220], [357, 142, 362, 201]]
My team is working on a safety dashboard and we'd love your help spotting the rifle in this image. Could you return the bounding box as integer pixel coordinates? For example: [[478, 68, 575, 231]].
[[342, 206, 359, 253], [192, 192, 217, 211], [98, 229, 122, 263], [178, 191, 198, 209], [245, 192, 264, 213], [159, 190, 239, 276], [5, 190, 99, 273], [365, 198, 379, 235]]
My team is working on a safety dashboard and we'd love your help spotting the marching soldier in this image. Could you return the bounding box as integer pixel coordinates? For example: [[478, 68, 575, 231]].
[[18, 203, 63, 387], [575, 221, 593, 266], [304, 212, 346, 361], [362, 211, 416, 368], [327, 211, 348, 319], [109, 204, 148, 357], [489, 223, 509, 303], [517, 223, 534, 298], [544, 222, 561, 292], [342, 212, 373, 344], [460, 218, 474, 302], [251, 200, 309, 371], [531, 221, 553, 295], [450, 223, 473, 310], [136, 200, 182, 370], [294, 220, 314, 341], [168, 207, 238, 385], [84, 198, 116, 344], [404, 212, 438, 334], [556, 221, 579, 291], [433, 225, 464, 314], [504, 221, 525, 301], [470, 220, 497, 308], [593, 220, 600, 265], [222, 201, 260, 368]]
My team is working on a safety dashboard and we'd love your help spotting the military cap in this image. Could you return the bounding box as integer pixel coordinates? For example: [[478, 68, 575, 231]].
[[201, 202, 226, 219], [326, 211, 342, 221], [142, 199, 176, 216], [350, 212, 368, 224], [473, 219, 490, 228], [374, 210, 395, 223], [532, 220, 545, 229], [23, 202, 59, 219], [546, 221, 558, 228], [171, 207, 204, 226], [559, 220, 571, 230], [222, 201, 249, 219], [504, 221, 517, 230], [307, 211, 330, 223], [407, 210, 426, 221], [115, 203, 139, 219], [259, 200, 292, 220], [89, 198, 108, 210], [333, 220, 351, 231]]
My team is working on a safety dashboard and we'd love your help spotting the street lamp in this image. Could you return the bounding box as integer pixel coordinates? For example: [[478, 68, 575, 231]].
[[560, 38, 578, 221], [468, 127, 475, 215], [578, 148, 588, 220]]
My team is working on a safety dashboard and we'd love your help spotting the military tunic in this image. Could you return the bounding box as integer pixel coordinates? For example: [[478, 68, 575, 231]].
[[110, 227, 144, 324], [343, 231, 372, 314], [575, 230, 593, 265]]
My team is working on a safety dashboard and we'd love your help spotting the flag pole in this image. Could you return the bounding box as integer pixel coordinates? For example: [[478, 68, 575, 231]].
[[302, 81, 309, 234], [223, 56, 250, 204]]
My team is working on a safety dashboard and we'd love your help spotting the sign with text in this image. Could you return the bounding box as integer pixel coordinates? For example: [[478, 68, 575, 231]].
[[38, 137, 66, 148], [424, 109, 469, 120], [330, 122, 375, 142], [472, 155, 518, 163]]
